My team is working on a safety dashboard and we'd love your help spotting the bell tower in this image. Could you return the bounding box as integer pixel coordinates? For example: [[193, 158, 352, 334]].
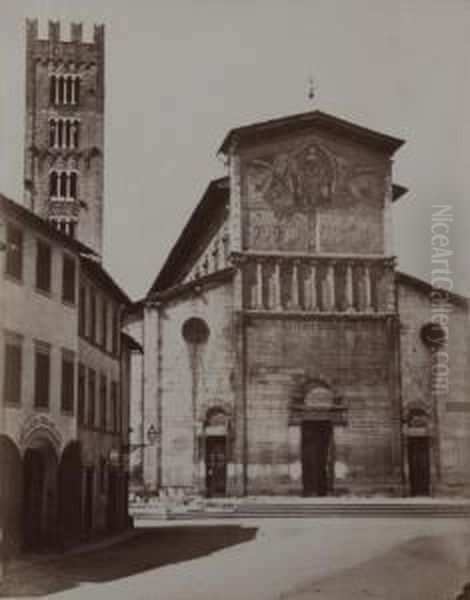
[[24, 19, 105, 257]]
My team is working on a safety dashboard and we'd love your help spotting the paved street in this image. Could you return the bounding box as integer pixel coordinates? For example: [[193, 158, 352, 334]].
[[0, 517, 468, 599]]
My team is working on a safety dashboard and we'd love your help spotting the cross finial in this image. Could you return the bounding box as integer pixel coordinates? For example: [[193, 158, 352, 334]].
[[308, 77, 317, 106]]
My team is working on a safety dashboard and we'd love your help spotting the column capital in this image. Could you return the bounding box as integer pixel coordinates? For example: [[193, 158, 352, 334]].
[[229, 251, 248, 266]]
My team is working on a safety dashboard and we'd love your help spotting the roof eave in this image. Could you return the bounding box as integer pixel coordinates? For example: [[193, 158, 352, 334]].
[[218, 110, 405, 156]]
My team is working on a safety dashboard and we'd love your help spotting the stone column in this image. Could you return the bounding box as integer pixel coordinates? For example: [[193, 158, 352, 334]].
[[66, 172, 71, 199], [309, 263, 318, 311], [291, 261, 300, 310], [274, 260, 282, 310], [71, 76, 76, 105], [327, 262, 336, 311], [364, 264, 372, 312], [55, 76, 60, 105], [52, 121, 57, 149], [345, 263, 354, 312], [256, 260, 264, 310]]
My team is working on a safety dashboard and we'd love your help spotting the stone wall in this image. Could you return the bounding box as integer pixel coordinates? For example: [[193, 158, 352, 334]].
[[399, 280, 470, 496], [243, 315, 402, 495], [145, 280, 236, 497]]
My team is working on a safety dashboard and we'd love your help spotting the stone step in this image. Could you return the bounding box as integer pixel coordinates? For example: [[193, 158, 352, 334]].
[[132, 501, 470, 520]]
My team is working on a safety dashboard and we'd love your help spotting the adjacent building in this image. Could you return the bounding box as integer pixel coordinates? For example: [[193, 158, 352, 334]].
[[129, 110, 470, 500], [0, 20, 135, 556], [0, 194, 132, 555]]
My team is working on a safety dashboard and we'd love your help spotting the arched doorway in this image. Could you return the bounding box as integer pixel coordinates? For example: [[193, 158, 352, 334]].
[[301, 421, 332, 497], [22, 435, 59, 550], [0, 435, 23, 558], [290, 379, 347, 497], [405, 408, 431, 496], [204, 408, 229, 498], [59, 441, 82, 548]]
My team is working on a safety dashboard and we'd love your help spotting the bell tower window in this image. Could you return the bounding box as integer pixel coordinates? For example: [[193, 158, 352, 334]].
[[49, 218, 77, 238], [49, 170, 79, 201], [49, 171, 58, 197], [69, 172, 77, 199], [50, 75, 56, 104], [49, 73, 81, 106], [60, 172, 67, 197], [48, 119, 80, 149]]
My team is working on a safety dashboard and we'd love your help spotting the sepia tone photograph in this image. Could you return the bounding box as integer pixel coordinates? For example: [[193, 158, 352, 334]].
[[0, 0, 469, 598]]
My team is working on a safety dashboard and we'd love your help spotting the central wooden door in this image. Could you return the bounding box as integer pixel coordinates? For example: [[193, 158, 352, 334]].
[[206, 436, 227, 498], [23, 449, 45, 549], [301, 421, 332, 497], [408, 437, 430, 496]]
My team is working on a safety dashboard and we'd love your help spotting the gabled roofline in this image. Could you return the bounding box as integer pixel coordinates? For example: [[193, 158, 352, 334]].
[[218, 109, 405, 155], [0, 193, 96, 257], [397, 271, 469, 307], [147, 176, 229, 296]]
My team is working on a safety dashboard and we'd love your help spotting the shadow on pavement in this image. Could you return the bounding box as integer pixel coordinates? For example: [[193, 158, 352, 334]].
[[0, 525, 258, 597], [283, 532, 470, 600]]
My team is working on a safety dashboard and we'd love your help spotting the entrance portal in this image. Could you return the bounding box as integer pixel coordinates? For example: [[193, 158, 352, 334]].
[[205, 436, 227, 498], [23, 441, 58, 550], [301, 421, 332, 497], [408, 437, 430, 496]]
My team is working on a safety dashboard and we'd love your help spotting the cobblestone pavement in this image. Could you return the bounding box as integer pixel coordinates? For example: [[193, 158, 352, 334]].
[[0, 517, 468, 599]]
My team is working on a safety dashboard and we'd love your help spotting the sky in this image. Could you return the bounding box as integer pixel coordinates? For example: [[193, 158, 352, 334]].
[[0, 0, 469, 300]]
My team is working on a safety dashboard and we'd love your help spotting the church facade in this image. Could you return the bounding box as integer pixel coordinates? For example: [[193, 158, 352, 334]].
[[129, 110, 470, 499]]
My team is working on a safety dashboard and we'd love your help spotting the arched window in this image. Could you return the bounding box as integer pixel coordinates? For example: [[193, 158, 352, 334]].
[[57, 120, 64, 148], [50, 76, 56, 104], [74, 77, 80, 104], [66, 76, 73, 104], [49, 120, 56, 148], [49, 171, 58, 197], [59, 172, 68, 198], [72, 121, 80, 148], [58, 76, 64, 104], [65, 120, 71, 148], [69, 172, 77, 200]]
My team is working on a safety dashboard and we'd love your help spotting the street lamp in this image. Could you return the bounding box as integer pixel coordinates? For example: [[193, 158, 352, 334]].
[[123, 424, 158, 453]]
